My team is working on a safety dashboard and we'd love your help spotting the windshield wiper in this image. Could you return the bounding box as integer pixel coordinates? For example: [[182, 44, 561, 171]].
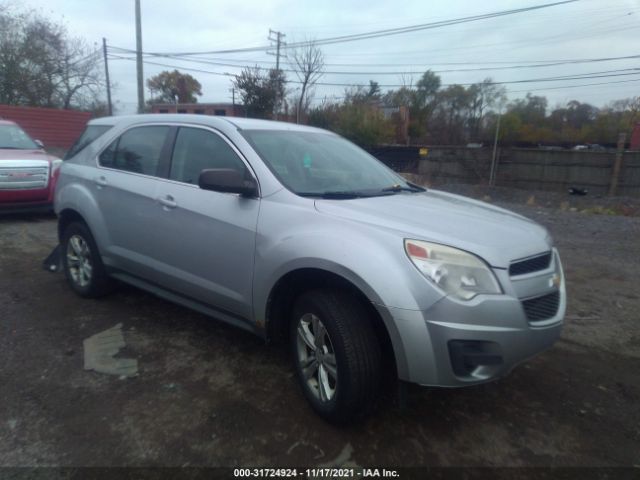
[[381, 182, 426, 193], [298, 191, 370, 199]]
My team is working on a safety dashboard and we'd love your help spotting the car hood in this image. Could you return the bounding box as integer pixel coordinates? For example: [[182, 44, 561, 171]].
[[314, 189, 551, 269], [0, 149, 56, 164]]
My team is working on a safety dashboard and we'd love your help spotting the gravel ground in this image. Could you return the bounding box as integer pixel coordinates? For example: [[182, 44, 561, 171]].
[[0, 187, 639, 469]]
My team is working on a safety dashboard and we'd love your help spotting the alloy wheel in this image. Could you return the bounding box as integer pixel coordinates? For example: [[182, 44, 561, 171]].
[[66, 234, 92, 288], [296, 313, 338, 402]]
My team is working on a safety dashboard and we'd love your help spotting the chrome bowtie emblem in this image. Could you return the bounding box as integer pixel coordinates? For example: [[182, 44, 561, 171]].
[[549, 274, 560, 288]]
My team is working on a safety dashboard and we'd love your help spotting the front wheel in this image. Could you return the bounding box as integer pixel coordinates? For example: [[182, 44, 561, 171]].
[[290, 289, 381, 423], [61, 222, 112, 298]]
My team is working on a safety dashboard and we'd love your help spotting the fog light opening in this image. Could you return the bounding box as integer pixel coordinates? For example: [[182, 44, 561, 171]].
[[448, 340, 503, 378]]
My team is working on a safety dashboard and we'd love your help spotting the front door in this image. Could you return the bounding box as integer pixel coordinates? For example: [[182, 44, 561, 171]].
[[149, 126, 260, 322]]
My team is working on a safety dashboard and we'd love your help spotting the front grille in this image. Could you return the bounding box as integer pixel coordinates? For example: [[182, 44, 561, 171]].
[[509, 252, 552, 276], [0, 166, 48, 190], [522, 291, 560, 322]]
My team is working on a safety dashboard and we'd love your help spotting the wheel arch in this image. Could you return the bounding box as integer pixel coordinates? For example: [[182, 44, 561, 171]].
[[57, 208, 89, 242], [265, 267, 406, 381]]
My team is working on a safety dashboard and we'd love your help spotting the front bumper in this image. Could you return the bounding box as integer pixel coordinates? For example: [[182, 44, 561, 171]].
[[0, 186, 55, 214], [0, 201, 53, 214], [382, 249, 565, 386]]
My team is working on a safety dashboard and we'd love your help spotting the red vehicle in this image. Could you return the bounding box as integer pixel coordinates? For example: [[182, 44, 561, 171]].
[[0, 119, 62, 213]]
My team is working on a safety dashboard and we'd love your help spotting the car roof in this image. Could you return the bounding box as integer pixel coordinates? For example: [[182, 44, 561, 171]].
[[0, 119, 18, 126], [88, 114, 332, 134]]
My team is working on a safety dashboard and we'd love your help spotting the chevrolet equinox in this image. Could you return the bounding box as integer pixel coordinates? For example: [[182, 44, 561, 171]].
[[55, 114, 565, 422]]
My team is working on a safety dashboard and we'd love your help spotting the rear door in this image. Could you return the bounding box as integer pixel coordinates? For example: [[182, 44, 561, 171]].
[[148, 125, 260, 321], [94, 124, 173, 277]]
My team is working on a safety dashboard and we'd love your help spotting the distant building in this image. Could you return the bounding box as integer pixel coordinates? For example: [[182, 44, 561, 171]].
[[631, 122, 640, 151], [150, 103, 245, 117]]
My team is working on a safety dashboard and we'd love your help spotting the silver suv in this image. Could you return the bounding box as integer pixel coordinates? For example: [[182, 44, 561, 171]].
[[55, 114, 565, 422]]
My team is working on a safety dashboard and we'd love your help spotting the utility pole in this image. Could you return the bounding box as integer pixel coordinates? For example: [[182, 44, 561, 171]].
[[609, 132, 627, 196], [268, 29, 285, 120], [102, 38, 113, 116], [230, 87, 236, 116], [489, 112, 502, 187], [135, 0, 144, 113]]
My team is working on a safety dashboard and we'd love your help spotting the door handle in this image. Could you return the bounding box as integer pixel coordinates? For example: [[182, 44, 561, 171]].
[[94, 176, 108, 188], [158, 195, 177, 209]]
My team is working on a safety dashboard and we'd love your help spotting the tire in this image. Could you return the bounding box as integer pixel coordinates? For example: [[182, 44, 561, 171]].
[[61, 222, 112, 298], [290, 289, 381, 423]]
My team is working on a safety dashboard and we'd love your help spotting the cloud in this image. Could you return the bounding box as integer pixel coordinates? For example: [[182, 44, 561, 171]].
[[20, 0, 640, 113]]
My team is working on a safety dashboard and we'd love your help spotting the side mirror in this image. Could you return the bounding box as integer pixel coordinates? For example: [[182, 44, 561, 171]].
[[35, 139, 44, 149], [198, 168, 258, 197]]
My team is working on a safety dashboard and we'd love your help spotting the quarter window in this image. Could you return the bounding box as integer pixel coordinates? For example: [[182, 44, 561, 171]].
[[99, 126, 169, 176], [169, 127, 246, 184]]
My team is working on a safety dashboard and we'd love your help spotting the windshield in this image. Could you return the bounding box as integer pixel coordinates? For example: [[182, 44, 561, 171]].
[[242, 129, 417, 197], [0, 124, 39, 149], [65, 125, 113, 160]]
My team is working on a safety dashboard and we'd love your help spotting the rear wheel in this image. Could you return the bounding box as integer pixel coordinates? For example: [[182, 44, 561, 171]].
[[61, 222, 112, 297], [290, 289, 381, 423]]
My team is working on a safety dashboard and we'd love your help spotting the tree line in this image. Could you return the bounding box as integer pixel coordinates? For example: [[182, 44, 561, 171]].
[[229, 55, 639, 148], [308, 72, 639, 147]]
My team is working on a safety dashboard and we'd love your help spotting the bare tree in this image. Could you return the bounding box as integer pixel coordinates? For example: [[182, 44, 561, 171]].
[[467, 78, 507, 139], [289, 41, 324, 124], [57, 38, 105, 109], [0, 7, 104, 109]]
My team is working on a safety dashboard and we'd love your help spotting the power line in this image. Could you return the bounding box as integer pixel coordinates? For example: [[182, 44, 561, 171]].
[[279, 1, 579, 51], [507, 77, 640, 94], [278, 1, 632, 34], [108, 46, 640, 76], [108, 55, 236, 77], [110, 1, 577, 57], [310, 71, 640, 88], [109, 54, 640, 88], [160, 53, 640, 69]]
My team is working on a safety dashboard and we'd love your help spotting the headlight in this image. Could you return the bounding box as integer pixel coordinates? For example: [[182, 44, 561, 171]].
[[404, 239, 501, 300]]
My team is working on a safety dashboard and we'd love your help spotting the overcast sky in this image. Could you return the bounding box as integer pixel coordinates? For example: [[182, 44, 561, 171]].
[[17, 0, 640, 114]]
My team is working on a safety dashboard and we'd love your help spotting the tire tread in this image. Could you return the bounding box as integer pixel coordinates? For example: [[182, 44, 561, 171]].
[[292, 288, 381, 423]]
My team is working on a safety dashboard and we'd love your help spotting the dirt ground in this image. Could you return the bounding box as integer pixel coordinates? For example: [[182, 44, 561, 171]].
[[1, 186, 639, 468]]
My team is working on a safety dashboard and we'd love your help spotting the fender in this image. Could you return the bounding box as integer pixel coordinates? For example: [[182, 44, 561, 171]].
[[55, 163, 113, 259], [253, 224, 445, 382], [252, 203, 445, 318]]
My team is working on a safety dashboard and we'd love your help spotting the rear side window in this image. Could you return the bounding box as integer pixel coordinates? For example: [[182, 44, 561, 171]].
[[169, 127, 246, 184], [65, 125, 112, 160], [99, 126, 169, 176]]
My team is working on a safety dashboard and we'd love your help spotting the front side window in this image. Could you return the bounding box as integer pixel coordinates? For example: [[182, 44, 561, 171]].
[[0, 124, 39, 150], [169, 127, 246, 184], [99, 126, 169, 176]]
